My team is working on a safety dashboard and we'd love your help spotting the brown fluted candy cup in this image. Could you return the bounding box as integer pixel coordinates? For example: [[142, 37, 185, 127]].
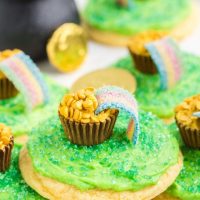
[[176, 120, 200, 149], [0, 136, 14, 172], [128, 49, 157, 75], [59, 111, 119, 146], [0, 77, 18, 99], [128, 31, 167, 75]]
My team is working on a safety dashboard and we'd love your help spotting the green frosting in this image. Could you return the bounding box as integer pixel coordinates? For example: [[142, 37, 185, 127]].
[[0, 76, 67, 137], [27, 111, 179, 191], [83, 0, 191, 35], [166, 124, 200, 200], [0, 145, 44, 200], [114, 53, 200, 118]]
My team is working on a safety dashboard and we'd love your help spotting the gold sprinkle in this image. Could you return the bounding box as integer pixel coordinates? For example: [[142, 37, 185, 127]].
[[59, 88, 116, 123]]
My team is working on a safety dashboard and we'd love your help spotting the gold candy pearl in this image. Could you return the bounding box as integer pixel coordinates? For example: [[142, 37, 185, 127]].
[[77, 90, 86, 99], [2, 127, 10, 135], [60, 107, 69, 118], [0, 141, 3, 149], [91, 115, 99, 123], [85, 91, 92, 97], [196, 101, 200, 110], [81, 118, 90, 123], [82, 112, 91, 119], [1, 136, 10, 145], [47, 23, 87, 72], [69, 107, 74, 118], [88, 95, 98, 110], [74, 100, 83, 110], [78, 112, 82, 121], [71, 100, 78, 109], [1, 131, 10, 138], [83, 99, 93, 109], [61, 97, 66, 106], [74, 94, 79, 101], [73, 109, 80, 121], [66, 97, 74, 107]]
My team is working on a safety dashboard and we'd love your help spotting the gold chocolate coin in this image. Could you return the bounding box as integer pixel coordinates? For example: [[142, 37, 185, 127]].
[[47, 23, 87, 72]]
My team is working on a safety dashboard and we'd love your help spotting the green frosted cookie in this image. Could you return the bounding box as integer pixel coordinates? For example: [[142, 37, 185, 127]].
[[83, 0, 191, 35], [0, 145, 44, 200], [27, 111, 179, 191], [0, 76, 67, 137], [161, 124, 200, 200], [114, 53, 200, 119]]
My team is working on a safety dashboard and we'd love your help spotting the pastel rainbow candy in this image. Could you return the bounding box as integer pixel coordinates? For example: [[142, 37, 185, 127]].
[[145, 37, 183, 90], [0, 51, 49, 111], [95, 86, 140, 145], [193, 112, 200, 118]]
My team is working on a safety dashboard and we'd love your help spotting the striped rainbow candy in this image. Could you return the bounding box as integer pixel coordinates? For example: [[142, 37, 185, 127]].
[[95, 86, 140, 145], [0, 51, 49, 111], [145, 37, 183, 90]]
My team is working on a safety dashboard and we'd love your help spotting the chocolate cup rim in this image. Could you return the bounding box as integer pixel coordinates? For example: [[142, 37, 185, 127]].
[[58, 109, 119, 125], [128, 46, 150, 57], [175, 117, 200, 133]]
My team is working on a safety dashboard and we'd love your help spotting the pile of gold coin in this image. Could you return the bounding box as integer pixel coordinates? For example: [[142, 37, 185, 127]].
[[59, 88, 115, 123]]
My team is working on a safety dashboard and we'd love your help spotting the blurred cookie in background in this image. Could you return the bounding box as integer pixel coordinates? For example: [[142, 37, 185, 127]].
[[71, 68, 136, 93]]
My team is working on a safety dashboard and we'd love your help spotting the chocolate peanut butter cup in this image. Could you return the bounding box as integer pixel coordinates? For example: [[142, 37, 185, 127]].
[[0, 50, 21, 99], [0, 124, 14, 172], [59, 111, 118, 146], [175, 95, 200, 148], [176, 120, 200, 148], [0, 76, 18, 100], [59, 88, 118, 146], [0, 136, 14, 172], [128, 52, 157, 74], [128, 31, 166, 74]]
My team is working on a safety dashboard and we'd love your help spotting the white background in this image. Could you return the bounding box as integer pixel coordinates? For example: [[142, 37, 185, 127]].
[[40, 0, 200, 88]]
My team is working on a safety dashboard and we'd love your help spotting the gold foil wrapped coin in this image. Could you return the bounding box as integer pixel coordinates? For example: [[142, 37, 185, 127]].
[[47, 23, 87, 72]]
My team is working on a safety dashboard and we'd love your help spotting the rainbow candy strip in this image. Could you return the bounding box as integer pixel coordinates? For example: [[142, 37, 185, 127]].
[[193, 112, 200, 118], [95, 86, 140, 145], [0, 51, 49, 110], [145, 37, 183, 90]]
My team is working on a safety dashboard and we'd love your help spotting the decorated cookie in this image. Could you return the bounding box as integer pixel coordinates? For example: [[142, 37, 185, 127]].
[[71, 68, 137, 93], [0, 144, 44, 199], [175, 95, 200, 148], [83, 0, 198, 46], [20, 108, 182, 200], [0, 49, 67, 143], [129, 34, 183, 90], [154, 123, 200, 200], [112, 43, 200, 120], [0, 124, 14, 172]]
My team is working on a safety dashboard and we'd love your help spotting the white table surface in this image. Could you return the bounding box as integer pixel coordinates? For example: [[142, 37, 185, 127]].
[[40, 0, 200, 89]]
